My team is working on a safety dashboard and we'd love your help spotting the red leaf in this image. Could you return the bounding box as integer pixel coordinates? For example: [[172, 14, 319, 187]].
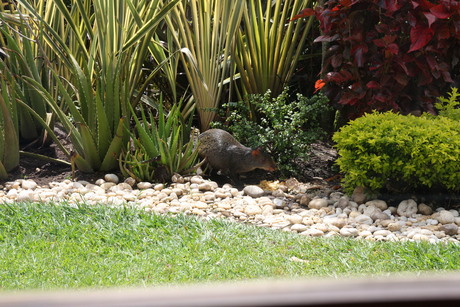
[[339, 0, 353, 7], [387, 43, 399, 55], [290, 8, 315, 22], [442, 70, 453, 83], [366, 81, 380, 89], [430, 4, 452, 19], [408, 24, 434, 52], [434, 23, 451, 39], [382, 0, 402, 13], [373, 35, 396, 47], [326, 71, 353, 83], [423, 12, 437, 27], [394, 73, 409, 86], [412, 0, 435, 10], [331, 54, 343, 68]]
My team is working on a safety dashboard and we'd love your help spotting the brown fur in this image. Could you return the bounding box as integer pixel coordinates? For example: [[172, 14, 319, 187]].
[[198, 129, 276, 182]]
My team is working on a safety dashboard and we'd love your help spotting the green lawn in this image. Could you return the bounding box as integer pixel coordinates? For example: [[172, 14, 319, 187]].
[[0, 203, 459, 290]]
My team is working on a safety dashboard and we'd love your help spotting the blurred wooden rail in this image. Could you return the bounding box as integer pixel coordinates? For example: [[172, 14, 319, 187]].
[[1, 273, 460, 307]]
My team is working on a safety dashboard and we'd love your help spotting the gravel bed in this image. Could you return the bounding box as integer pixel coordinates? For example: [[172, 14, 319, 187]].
[[1, 174, 459, 243]]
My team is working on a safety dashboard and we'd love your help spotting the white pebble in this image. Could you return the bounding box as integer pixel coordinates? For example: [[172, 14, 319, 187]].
[[137, 182, 152, 189], [291, 224, 309, 232], [286, 214, 303, 225], [365, 199, 388, 210], [340, 227, 359, 237], [244, 205, 262, 216], [104, 174, 119, 184], [301, 229, 324, 237], [16, 190, 35, 202], [21, 180, 38, 190], [243, 185, 265, 198], [435, 210, 455, 225], [308, 198, 328, 209], [353, 214, 373, 225], [418, 203, 433, 215]]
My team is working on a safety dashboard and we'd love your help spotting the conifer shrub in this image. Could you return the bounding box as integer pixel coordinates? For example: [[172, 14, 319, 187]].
[[333, 112, 460, 193]]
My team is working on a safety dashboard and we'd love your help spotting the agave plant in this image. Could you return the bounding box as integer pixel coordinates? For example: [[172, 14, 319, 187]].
[[0, 5, 50, 144], [121, 97, 199, 181], [0, 80, 19, 179], [166, 0, 245, 131], [234, 0, 316, 98], [15, 0, 180, 172], [121, 97, 200, 182]]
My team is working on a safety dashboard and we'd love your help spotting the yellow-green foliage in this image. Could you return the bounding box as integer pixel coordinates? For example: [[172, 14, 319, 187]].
[[435, 87, 460, 121], [333, 112, 460, 193]]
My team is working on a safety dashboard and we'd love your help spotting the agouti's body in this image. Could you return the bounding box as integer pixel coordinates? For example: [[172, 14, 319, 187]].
[[198, 129, 276, 182]]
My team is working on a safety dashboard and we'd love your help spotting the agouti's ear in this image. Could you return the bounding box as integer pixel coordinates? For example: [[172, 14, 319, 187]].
[[251, 148, 261, 156]]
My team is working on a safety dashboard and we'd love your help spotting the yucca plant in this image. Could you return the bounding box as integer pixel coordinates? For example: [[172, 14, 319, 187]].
[[15, 0, 180, 172], [0, 5, 50, 144], [166, 0, 245, 131], [234, 0, 316, 98], [121, 98, 200, 182], [0, 80, 19, 179]]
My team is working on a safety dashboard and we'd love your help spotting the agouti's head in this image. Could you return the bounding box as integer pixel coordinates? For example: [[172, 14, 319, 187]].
[[251, 147, 277, 171]]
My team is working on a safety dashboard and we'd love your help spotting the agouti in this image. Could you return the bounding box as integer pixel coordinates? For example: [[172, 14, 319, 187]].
[[198, 129, 276, 182]]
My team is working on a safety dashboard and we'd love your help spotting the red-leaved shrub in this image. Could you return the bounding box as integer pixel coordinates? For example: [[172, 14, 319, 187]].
[[293, 0, 460, 119]]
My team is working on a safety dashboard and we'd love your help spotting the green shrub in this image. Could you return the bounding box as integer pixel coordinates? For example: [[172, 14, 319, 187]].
[[212, 89, 331, 176], [435, 87, 460, 121], [333, 112, 460, 194]]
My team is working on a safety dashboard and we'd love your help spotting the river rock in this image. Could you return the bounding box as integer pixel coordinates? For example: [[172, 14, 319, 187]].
[[365, 199, 388, 210], [291, 224, 309, 232], [439, 223, 458, 236], [323, 216, 348, 228], [353, 214, 373, 225], [308, 198, 328, 209], [340, 227, 359, 237], [244, 204, 262, 216], [351, 186, 367, 204], [21, 180, 38, 190], [397, 199, 418, 217], [418, 203, 433, 215], [363, 205, 389, 221], [301, 229, 324, 237], [435, 210, 456, 225], [299, 194, 311, 206], [336, 196, 350, 209], [243, 185, 265, 198], [104, 173, 119, 184]]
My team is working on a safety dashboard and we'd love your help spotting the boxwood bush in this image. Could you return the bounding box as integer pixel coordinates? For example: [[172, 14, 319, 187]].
[[333, 112, 460, 194]]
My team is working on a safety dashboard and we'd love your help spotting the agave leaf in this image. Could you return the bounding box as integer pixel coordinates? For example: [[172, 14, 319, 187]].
[[15, 99, 71, 158], [77, 123, 101, 172], [123, 0, 180, 52], [94, 90, 112, 159], [0, 85, 19, 172], [131, 104, 159, 159], [0, 160, 7, 179], [71, 152, 94, 174], [100, 117, 127, 172]]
